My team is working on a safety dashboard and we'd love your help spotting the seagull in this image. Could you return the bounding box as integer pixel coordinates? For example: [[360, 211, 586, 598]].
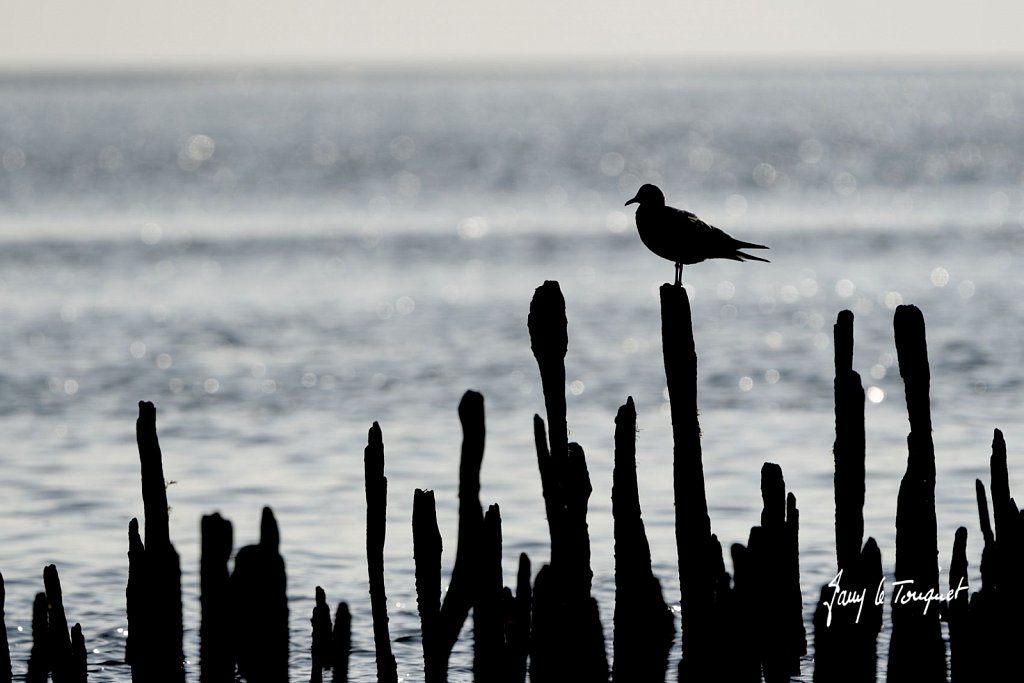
[[625, 184, 769, 286]]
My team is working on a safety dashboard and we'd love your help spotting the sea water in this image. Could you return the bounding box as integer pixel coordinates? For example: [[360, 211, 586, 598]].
[[1, 66, 1023, 681]]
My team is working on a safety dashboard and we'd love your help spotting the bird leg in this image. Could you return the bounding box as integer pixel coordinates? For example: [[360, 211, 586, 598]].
[[674, 262, 683, 287]]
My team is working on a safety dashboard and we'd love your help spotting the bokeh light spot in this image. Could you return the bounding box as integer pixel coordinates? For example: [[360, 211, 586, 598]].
[[600, 152, 626, 176], [725, 194, 748, 217]]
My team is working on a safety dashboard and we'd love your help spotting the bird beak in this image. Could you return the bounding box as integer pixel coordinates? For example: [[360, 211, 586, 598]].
[[624, 195, 638, 206]]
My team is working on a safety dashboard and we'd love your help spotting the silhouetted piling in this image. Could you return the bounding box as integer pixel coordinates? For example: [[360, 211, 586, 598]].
[[966, 430, 1023, 679], [0, 573, 10, 683], [989, 430, 1014, 548], [27, 592, 48, 683], [659, 283, 716, 680], [527, 564, 554, 680], [813, 310, 882, 682], [887, 305, 945, 682], [970, 478, 997, 681], [529, 434, 606, 683], [833, 310, 866, 571], [231, 507, 289, 683], [473, 505, 504, 682], [200, 512, 234, 683], [611, 397, 674, 682], [331, 603, 351, 683], [987, 430, 1023, 606], [438, 391, 486, 667], [311, 587, 333, 683], [752, 465, 805, 682], [44, 565, 73, 683], [364, 422, 398, 683], [504, 553, 531, 683], [947, 527, 969, 682], [125, 518, 144, 675], [412, 488, 444, 683], [131, 401, 185, 682], [728, 543, 762, 682], [42, 565, 86, 683], [527, 281, 608, 683], [69, 624, 86, 683], [528, 282, 573, 573], [528, 281, 568, 466]]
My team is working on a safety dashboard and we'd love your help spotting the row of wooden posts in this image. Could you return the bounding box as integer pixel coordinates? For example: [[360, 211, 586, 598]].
[[1, 280, 1020, 681]]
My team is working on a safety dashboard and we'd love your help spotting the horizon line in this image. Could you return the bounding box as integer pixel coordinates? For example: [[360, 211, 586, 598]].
[[3, 51, 1024, 77]]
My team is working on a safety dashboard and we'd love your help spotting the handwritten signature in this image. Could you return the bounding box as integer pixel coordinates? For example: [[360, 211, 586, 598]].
[[821, 569, 969, 626]]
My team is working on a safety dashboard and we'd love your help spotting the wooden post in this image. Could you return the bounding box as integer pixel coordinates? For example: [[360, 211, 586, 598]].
[[660, 283, 715, 680], [438, 391, 486, 664], [833, 309, 866, 571], [132, 401, 185, 682], [200, 512, 234, 683], [412, 488, 444, 683], [0, 572, 11, 683], [527, 281, 608, 682], [887, 305, 946, 681], [364, 422, 397, 683], [27, 593, 48, 683], [230, 507, 289, 683], [947, 527, 970, 682], [611, 397, 674, 682], [473, 505, 504, 682], [330, 603, 351, 683], [814, 311, 882, 682], [310, 586, 333, 682], [504, 553, 531, 683]]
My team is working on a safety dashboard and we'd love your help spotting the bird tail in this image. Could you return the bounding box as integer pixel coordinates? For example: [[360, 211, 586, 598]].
[[736, 251, 770, 263], [736, 240, 769, 251]]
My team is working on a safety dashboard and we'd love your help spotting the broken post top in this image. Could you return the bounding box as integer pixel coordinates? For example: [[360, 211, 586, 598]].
[[136, 400, 171, 551], [834, 310, 854, 374], [894, 305, 929, 384], [128, 517, 144, 554], [659, 281, 692, 307], [201, 512, 234, 556], [260, 506, 280, 552], [976, 478, 994, 546], [368, 421, 383, 448], [760, 462, 786, 528], [894, 304, 934, 442], [615, 396, 636, 427], [528, 281, 569, 463], [43, 564, 64, 605], [458, 390, 485, 425], [365, 421, 385, 480], [528, 281, 568, 361], [137, 399, 156, 426], [458, 390, 486, 477]]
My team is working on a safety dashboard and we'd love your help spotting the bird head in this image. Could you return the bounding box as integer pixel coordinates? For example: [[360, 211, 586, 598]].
[[625, 183, 665, 207]]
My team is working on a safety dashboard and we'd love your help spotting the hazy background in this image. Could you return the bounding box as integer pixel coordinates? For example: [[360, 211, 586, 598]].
[[5, 0, 1024, 69]]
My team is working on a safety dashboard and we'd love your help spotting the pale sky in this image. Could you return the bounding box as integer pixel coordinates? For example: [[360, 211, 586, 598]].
[[4, 0, 1024, 69]]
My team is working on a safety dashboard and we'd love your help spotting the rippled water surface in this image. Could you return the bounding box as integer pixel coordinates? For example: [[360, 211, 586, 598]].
[[2, 67, 1024, 680]]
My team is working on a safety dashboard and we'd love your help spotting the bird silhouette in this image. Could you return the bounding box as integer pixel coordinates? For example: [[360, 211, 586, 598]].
[[625, 184, 769, 286]]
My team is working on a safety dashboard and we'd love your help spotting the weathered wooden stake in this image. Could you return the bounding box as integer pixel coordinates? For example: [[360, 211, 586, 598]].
[[364, 422, 398, 683]]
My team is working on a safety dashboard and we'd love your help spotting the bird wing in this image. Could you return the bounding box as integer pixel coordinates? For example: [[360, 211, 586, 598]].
[[675, 208, 735, 247], [673, 208, 768, 257], [675, 208, 716, 234]]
